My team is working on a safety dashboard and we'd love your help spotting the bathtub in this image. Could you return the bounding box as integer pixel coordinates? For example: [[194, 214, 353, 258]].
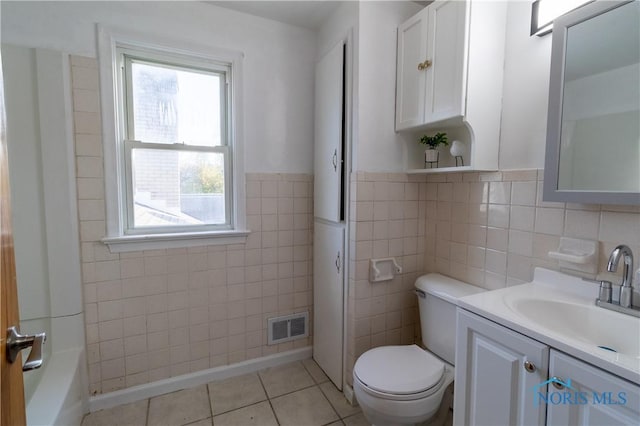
[[25, 315, 87, 426]]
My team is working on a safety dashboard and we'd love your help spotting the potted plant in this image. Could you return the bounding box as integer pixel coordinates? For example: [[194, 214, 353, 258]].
[[420, 132, 448, 166]]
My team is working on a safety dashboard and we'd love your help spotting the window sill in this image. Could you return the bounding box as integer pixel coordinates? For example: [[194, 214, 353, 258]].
[[102, 230, 250, 253]]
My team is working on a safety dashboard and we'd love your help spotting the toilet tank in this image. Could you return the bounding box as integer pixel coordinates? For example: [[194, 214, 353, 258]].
[[415, 274, 485, 364]]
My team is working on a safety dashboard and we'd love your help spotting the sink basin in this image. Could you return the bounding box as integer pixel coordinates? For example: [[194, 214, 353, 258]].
[[507, 298, 640, 359], [457, 268, 640, 383]]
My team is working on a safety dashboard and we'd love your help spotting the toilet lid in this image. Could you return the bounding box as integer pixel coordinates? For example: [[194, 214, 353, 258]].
[[353, 345, 444, 395]]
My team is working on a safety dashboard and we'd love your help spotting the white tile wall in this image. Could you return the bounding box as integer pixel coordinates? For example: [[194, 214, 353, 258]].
[[347, 168, 640, 388], [71, 56, 314, 395]]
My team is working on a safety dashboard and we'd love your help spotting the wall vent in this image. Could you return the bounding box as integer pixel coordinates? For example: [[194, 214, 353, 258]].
[[267, 312, 309, 345]]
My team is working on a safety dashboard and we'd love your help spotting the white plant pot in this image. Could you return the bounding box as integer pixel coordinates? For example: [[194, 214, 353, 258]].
[[424, 148, 439, 164]]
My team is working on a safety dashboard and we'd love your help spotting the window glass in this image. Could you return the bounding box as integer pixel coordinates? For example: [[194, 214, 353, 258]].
[[130, 61, 222, 146], [131, 148, 226, 228]]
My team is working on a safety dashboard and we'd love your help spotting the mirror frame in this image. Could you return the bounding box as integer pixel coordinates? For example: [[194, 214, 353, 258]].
[[543, 0, 640, 205]]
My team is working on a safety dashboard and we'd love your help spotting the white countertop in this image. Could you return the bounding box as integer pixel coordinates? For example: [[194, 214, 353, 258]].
[[456, 268, 640, 385]]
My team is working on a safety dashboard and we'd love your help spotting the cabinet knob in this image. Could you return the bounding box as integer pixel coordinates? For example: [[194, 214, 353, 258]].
[[417, 60, 432, 71], [523, 360, 536, 373], [551, 376, 566, 390]]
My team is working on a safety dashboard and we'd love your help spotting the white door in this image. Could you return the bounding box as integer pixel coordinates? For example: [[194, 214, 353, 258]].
[[314, 41, 344, 222], [546, 350, 640, 425], [395, 7, 428, 131], [313, 221, 344, 389], [424, 0, 466, 124], [454, 309, 549, 426]]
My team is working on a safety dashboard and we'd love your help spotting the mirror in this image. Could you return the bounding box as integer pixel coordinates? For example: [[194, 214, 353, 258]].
[[544, 0, 640, 205]]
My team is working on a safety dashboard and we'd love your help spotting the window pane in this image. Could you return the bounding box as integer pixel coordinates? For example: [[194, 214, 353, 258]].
[[130, 61, 222, 146], [131, 148, 226, 228]]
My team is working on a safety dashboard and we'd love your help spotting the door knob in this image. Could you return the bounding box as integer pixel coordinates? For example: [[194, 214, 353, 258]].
[[6, 327, 46, 371]]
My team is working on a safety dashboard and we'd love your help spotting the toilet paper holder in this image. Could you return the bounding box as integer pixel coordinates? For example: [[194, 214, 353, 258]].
[[370, 257, 402, 282]]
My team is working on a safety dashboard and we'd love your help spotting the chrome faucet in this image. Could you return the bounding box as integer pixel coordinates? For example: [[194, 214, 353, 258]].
[[607, 245, 634, 308]]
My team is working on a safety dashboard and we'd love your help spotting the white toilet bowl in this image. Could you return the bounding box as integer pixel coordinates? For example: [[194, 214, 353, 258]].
[[353, 344, 454, 426], [352, 274, 485, 426]]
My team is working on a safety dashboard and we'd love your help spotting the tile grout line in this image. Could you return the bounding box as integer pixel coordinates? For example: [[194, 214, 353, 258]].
[[145, 397, 151, 426], [316, 382, 341, 423], [257, 369, 281, 426], [205, 381, 214, 423]]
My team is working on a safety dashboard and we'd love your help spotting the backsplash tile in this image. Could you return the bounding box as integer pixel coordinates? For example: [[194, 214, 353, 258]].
[[347, 168, 640, 388]]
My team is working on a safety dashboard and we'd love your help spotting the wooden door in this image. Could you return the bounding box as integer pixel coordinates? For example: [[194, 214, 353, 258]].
[[0, 51, 27, 426], [314, 41, 344, 223], [424, 0, 466, 124], [546, 350, 640, 425], [395, 7, 428, 131], [454, 309, 548, 426], [313, 221, 344, 389]]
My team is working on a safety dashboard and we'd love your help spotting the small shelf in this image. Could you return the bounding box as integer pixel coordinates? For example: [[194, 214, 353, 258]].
[[407, 166, 474, 174]]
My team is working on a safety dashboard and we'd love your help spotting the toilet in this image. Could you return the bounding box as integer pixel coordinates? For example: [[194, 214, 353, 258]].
[[353, 273, 485, 425]]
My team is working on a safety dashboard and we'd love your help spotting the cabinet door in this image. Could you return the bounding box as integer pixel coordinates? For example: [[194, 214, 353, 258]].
[[454, 310, 548, 426], [313, 221, 344, 389], [424, 0, 466, 124], [314, 41, 344, 222], [546, 350, 640, 425], [395, 7, 428, 131]]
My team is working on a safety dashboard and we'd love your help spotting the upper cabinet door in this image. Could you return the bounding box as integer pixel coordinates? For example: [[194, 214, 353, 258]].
[[395, 8, 429, 131], [314, 41, 344, 222], [424, 0, 466, 124]]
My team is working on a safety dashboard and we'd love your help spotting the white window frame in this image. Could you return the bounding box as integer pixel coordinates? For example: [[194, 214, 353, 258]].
[[97, 26, 247, 252]]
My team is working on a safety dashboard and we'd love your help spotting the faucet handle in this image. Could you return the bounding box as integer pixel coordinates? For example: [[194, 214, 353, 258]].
[[583, 278, 612, 303], [598, 280, 613, 303]]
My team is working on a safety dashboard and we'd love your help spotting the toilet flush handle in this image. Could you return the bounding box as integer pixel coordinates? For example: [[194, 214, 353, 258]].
[[414, 289, 427, 299]]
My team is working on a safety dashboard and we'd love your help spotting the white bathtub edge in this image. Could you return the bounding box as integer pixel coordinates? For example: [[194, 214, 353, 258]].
[[26, 348, 84, 426], [89, 346, 312, 412]]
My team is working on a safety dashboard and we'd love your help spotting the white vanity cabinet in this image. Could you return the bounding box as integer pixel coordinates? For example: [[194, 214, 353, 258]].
[[454, 309, 549, 426], [546, 350, 640, 425], [396, 0, 508, 171], [455, 309, 640, 426]]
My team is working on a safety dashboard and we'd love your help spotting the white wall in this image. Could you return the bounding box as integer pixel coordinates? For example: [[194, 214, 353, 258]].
[[356, 1, 422, 172], [499, 0, 552, 170], [3, 45, 51, 321], [1, 1, 317, 174]]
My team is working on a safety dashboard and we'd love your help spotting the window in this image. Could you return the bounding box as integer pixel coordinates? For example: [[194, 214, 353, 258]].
[[99, 28, 246, 251], [119, 50, 232, 233]]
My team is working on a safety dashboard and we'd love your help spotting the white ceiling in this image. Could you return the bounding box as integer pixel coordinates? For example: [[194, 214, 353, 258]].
[[207, 1, 431, 30], [206, 1, 343, 30]]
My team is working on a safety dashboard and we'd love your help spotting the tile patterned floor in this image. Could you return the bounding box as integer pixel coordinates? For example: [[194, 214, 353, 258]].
[[82, 359, 368, 426]]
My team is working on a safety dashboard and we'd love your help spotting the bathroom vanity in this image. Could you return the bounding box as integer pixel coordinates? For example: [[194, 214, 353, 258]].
[[453, 269, 640, 425]]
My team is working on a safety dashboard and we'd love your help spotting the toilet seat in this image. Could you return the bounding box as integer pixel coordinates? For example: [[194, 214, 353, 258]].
[[353, 345, 445, 401]]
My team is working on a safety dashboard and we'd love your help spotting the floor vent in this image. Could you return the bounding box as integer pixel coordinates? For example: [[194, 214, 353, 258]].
[[267, 312, 309, 345]]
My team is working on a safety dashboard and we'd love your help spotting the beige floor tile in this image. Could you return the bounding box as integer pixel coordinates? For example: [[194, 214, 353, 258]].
[[271, 386, 339, 426], [81, 399, 148, 426], [148, 385, 211, 426], [302, 358, 330, 384], [258, 361, 314, 398], [319, 382, 361, 418], [327, 422, 345, 426], [208, 373, 267, 415], [213, 401, 278, 426], [343, 413, 371, 426]]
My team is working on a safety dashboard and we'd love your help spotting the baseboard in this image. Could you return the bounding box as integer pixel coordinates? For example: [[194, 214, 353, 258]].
[[343, 382, 357, 406], [89, 346, 312, 412]]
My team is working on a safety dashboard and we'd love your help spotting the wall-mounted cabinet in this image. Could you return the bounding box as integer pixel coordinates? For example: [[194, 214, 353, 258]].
[[396, 0, 508, 172]]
